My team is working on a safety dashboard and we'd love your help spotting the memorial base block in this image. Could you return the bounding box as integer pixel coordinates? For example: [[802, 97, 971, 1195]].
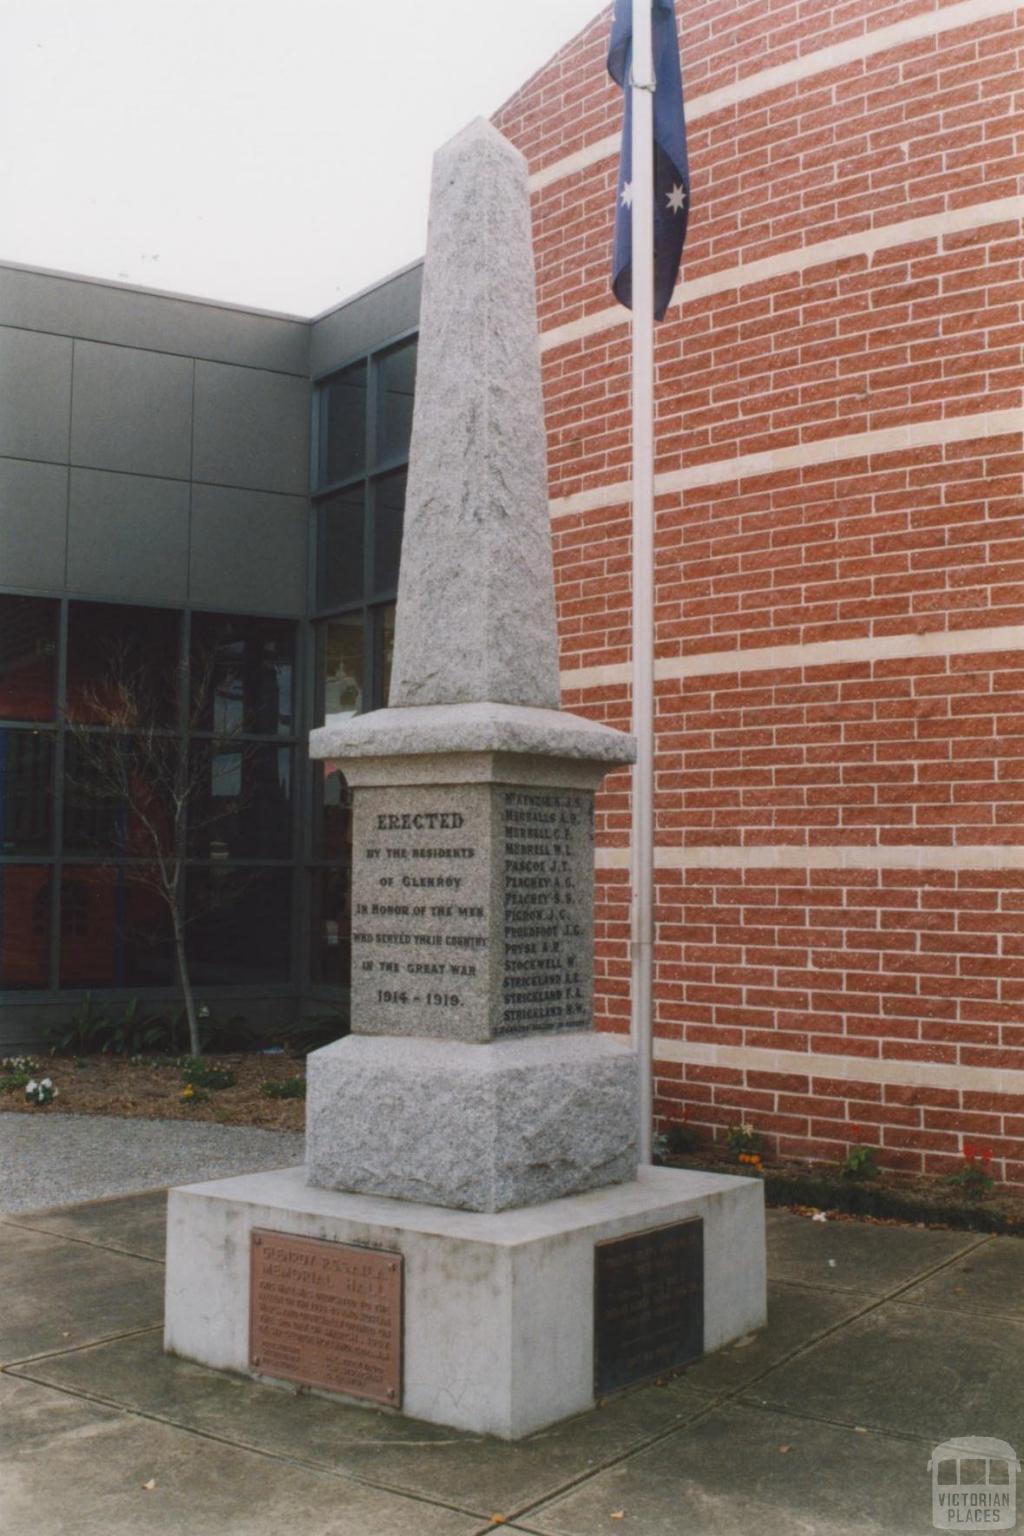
[[306, 1032, 639, 1211], [164, 1163, 766, 1441]]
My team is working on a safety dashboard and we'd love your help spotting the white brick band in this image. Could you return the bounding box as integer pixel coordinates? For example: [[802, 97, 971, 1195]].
[[656, 1038, 1024, 1099], [561, 621, 1024, 693], [594, 845, 1024, 871], [540, 198, 1024, 354], [550, 408, 1024, 520]]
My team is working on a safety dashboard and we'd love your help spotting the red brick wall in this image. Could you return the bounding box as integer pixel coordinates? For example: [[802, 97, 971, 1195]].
[[494, 0, 1024, 1185]]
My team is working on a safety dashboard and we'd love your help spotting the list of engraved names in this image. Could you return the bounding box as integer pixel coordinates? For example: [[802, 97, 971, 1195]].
[[499, 788, 590, 1036]]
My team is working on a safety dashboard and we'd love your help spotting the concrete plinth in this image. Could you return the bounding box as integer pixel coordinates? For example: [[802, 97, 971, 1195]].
[[165, 1163, 766, 1440]]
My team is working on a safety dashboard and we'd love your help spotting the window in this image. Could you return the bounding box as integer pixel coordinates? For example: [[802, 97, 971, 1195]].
[[0, 597, 298, 996], [308, 331, 416, 997]]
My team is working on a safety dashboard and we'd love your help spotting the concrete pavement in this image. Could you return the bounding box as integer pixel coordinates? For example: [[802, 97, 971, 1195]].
[[2, 1188, 1021, 1535]]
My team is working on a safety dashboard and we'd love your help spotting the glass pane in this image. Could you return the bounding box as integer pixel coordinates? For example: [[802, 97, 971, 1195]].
[[0, 866, 51, 988], [64, 734, 175, 857], [375, 340, 417, 465], [313, 763, 352, 861], [188, 743, 293, 860], [376, 604, 396, 710], [0, 730, 53, 854], [322, 361, 367, 486], [323, 616, 364, 719], [66, 602, 181, 726], [372, 471, 405, 596], [190, 614, 295, 736], [58, 866, 174, 989], [0, 595, 58, 722], [186, 866, 291, 985], [311, 866, 352, 986], [316, 487, 365, 611]]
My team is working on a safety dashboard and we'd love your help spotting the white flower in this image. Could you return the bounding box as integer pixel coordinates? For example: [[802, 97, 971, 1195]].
[[24, 1081, 37, 1095], [41, 1078, 52, 1089]]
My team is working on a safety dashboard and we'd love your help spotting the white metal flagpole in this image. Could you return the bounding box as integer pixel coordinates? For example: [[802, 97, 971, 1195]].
[[629, 0, 656, 1164]]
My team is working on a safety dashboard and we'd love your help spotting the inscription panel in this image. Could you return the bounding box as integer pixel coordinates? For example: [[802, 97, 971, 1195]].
[[249, 1229, 402, 1405], [351, 784, 491, 1040], [594, 1219, 704, 1396], [497, 787, 593, 1037]]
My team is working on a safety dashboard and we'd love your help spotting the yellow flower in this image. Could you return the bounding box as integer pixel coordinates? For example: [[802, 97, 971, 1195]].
[[181, 1084, 194, 1099]]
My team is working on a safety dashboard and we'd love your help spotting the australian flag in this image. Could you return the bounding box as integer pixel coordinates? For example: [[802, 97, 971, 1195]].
[[608, 0, 690, 320]]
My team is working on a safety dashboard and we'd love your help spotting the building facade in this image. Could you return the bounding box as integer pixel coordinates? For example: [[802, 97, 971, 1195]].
[[493, 0, 1024, 1185], [2, 0, 1023, 1187], [0, 257, 420, 1047]]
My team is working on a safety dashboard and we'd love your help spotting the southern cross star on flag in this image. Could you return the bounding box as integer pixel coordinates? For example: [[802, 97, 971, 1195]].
[[608, 0, 690, 320]]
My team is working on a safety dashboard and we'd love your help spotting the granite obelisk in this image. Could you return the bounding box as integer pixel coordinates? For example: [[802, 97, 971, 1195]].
[[163, 118, 766, 1441], [304, 118, 640, 1212]]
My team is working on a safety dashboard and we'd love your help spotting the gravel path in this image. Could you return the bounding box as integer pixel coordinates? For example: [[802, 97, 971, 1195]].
[[0, 1113, 305, 1214]]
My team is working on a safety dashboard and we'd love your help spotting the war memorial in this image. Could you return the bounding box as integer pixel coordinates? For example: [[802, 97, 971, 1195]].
[[163, 117, 766, 1440]]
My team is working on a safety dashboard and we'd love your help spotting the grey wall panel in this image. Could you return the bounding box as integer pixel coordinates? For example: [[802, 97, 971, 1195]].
[[0, 458, 68, 590], [67, 468, 189, 604], [189, 484, 306, 614], [0, 264, 310, 376], [70, 341, 193, 480], [310, 262, 423, 378], [193, 362, 309, 496], [0, 327, 72, 462]]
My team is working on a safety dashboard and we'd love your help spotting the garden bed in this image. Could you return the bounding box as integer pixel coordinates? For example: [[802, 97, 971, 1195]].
[[0, 1052, 307, 1132], [661, 1149, 1024, 1237]]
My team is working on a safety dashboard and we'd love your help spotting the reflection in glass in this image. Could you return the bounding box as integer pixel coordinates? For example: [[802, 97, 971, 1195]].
[[375, 340, 417, 466], [378, 604, 396, 709], [188, 743, 293, 860], [323, 361, 367, 486], [0, 866, 51, 988], [191, 614, 294, 736], [63, 735, 173, 857], [0, 597, 58, 722], [372, 471, 405, 596], [57, 866, 174, 989], [66, 603, 181, 725], [311, 866, 352, 986], [323, 617, 364, 719], [0, 730, 53, 854], [314, 763, 352, 861], [317, 487, 365, 612], [186, 867, 291, 985]]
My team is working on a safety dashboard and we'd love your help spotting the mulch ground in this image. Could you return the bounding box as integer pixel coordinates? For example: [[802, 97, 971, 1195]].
[[0, 1053, 307, 1132]]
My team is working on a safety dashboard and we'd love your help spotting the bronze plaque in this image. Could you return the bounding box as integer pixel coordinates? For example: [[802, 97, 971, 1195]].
[[594, 1218, 703, 1396], [249, 1229, 402, 1406]]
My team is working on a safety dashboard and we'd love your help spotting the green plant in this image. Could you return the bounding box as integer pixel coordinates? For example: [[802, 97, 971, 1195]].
[[726, 1122, 763, 1159], [842, 1142, 879, 1182], [947, 1142, 995, 1199], [180, 1058, 236, 1091], [282, 1010, 349, 1056], [260, 1076, 306, 1100], [47, 993, 112, 1056], [664, 1121, 699, 1156]]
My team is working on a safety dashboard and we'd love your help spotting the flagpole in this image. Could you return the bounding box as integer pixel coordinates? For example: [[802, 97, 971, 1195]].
[[629, 0, 656, 1165]]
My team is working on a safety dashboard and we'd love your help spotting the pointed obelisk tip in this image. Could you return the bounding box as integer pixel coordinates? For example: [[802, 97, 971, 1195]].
[[386, 115, 562, 712]]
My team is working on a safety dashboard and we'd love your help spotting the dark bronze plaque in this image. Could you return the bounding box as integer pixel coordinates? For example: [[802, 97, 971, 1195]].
[[594, 1218, 704, 1396], [249, 1229, 402, 1407]]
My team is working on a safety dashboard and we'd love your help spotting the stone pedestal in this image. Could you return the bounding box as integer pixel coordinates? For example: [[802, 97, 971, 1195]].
[[165, 1164, 767, 1441]]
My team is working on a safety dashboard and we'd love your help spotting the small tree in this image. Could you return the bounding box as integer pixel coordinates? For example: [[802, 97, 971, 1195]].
[[64, 650, 260, 1058]]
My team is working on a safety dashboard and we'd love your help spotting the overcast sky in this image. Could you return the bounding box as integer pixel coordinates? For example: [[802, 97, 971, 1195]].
[[0, 0, 606, 316]]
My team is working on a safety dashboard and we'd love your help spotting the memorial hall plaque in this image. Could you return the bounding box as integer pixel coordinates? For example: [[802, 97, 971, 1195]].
[[249, 1230, 402, 1406], [594, 1219, 703, 1396]]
